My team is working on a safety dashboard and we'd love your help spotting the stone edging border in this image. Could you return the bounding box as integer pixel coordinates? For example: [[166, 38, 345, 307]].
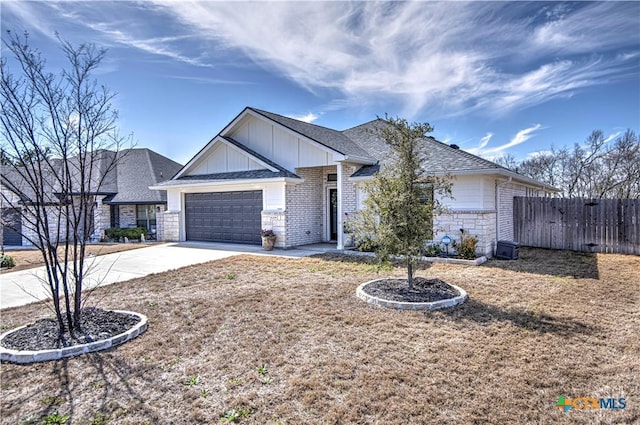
[[334, 249, 487, 266], [0, 310, 148, 364], [356, 279, 468, 311]]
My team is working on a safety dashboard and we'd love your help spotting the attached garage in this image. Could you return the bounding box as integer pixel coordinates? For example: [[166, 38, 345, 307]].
[[2, 208, 22, 246], [184, 190, 263, 244]]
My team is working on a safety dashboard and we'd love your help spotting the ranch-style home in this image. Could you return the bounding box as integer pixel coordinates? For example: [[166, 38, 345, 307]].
[[151, 107, 556, 256], [1, 148, 182, 246]]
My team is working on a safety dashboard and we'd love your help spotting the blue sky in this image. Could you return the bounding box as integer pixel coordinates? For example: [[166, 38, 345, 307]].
[[2, 1, 639, 165]]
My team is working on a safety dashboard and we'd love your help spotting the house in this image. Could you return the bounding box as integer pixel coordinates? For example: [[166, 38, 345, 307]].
[[151, 107, 556, 256], [1, 148, 182, 246]]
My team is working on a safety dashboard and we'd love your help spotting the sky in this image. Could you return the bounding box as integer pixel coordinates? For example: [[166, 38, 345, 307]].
[[1, 1, 639, 166]]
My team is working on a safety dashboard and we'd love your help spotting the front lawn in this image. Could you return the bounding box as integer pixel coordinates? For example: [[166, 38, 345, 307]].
[[1, 248, 638, 424]]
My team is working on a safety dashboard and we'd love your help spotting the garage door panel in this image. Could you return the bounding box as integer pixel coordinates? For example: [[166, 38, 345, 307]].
[[185, 190, 262, 245]]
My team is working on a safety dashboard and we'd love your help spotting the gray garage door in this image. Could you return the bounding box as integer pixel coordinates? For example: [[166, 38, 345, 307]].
[[185, 191, 263, 245], [2, 208, 22, 246]]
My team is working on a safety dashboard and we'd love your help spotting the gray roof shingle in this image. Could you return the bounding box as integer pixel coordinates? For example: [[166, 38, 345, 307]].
[[342, 119, 517, 176], [2, 148, 182, 206], [106, 148, 183, 204]]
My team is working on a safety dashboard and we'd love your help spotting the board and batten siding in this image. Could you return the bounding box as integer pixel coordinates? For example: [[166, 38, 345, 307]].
[[188, 142, 265, 175], [229, 116, 335, 170]]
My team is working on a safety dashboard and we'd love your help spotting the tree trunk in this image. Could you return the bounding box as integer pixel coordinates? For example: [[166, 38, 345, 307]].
[[407, 261, 413, 290]]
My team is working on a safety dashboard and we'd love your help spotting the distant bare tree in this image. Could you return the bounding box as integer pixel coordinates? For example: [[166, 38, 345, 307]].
[[500, 130, 639, 199], [0, 31, 132, 335]]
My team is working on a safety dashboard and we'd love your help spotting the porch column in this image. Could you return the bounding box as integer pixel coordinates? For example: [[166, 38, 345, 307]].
[[336, 162, 344, 250]]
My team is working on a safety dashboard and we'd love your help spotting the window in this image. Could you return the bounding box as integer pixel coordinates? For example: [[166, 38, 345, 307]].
[[327, 173, 337, 182], [136, 205, 156, 230]]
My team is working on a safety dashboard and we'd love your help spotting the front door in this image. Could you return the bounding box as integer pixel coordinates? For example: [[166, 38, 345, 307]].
[[329, 188, 338, 241]]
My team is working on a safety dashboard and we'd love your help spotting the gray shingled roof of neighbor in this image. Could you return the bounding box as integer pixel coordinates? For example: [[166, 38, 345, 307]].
[[249, 107, 376, 162], [105, 148, 183, 204], [1, 148, 182, 206]]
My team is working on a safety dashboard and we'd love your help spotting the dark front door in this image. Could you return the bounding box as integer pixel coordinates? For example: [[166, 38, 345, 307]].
[[329, 188, 338, 241], [184, 190, 263, 245]]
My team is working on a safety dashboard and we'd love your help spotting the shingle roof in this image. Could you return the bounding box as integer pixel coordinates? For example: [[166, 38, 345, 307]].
[[342, 119, 518, 176], [249, 107, 375, 161], [105, 148, 183, 204], [1, 148, 182, 206]]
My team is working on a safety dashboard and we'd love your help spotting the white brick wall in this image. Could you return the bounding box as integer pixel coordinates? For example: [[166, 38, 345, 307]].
[[261, 210, 286, 248], [497, 182, 528, 242], [285, 167, 324, 247]]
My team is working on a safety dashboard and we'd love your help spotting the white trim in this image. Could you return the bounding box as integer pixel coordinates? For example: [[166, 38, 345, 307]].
[[218, 137, 278, 172], [149, 177, 302, 191]]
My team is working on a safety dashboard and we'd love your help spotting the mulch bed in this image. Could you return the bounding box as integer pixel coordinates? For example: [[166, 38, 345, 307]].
[[1, 307, 140, 351], [362, 277, 459, 302]]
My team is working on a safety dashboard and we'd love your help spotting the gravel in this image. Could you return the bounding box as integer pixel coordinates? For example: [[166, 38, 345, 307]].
[[362, 277, 459, 302], [1, 307, 140, 351]]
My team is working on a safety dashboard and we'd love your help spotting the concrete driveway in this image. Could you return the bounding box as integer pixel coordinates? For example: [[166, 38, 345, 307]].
[[1, 242, 332, 310]]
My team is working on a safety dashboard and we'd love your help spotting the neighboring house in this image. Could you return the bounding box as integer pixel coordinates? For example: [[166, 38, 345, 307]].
[[1, 148, 182, 246], [151, 107, 556, 256]]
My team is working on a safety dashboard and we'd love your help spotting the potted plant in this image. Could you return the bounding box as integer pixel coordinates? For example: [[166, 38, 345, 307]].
[[343, 212, 354, 247], [261, 229, 277, 251]]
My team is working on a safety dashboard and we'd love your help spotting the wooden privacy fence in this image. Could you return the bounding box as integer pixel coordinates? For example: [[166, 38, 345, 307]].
[[513, 197, 640, 255]]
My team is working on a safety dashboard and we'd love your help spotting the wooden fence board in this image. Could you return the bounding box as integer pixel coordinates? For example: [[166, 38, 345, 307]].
[[513, 197, 640, 255]]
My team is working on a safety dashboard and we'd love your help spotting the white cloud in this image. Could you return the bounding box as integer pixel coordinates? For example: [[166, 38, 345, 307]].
[[12, 1, 637, 119], [472, 124, 543, 157], [286, 113, 318, 124], [466, 133, 493, 155]]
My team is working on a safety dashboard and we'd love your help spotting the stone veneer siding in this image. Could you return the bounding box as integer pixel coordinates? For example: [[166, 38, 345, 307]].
[[118, 205, 137, 228], [285, 168, 324, 247], [434, 210, 497, 257], [158, 210, 180, 241]]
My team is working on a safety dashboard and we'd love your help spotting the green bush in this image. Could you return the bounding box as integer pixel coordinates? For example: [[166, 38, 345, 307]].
[[1, 255, 15, 268], [104, 227, 148, 241], [454, 231, 478, 259], [356, 235, 379, 253], [422, 243, 442, 257]]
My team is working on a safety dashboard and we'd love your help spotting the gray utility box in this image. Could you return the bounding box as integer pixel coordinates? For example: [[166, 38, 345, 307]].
[[496, 241, 519, 260]]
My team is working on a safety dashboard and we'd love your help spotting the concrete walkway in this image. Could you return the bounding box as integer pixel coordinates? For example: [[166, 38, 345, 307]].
[[1, 242, 334, 310]]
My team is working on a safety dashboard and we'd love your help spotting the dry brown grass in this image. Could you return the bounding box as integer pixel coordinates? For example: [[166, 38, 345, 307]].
[[1, 248, 638, 424], [1, 243, 153, 273]]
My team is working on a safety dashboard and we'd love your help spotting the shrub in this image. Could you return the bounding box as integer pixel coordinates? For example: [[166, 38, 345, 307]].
[[422, 243, 442, 257], [104, 227, 148, 241], [355, 235, 379, 252], [1, 255, 16, 268], [454, 230, 478, 259]]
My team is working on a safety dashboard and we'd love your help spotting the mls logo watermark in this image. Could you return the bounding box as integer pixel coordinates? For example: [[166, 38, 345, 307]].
[[556, 395, 627, 413]]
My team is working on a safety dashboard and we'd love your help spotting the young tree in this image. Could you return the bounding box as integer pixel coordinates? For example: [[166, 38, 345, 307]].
[[0, 31, 131, 334], [354, 117, 450, 289]]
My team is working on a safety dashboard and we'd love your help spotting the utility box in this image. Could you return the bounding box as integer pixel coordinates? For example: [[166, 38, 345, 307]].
[[496, 240, 519, 260]]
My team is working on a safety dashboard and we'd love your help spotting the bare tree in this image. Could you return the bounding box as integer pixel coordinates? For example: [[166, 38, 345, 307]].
[[0, 31, 131, 335], [501, 130, 639, 199]]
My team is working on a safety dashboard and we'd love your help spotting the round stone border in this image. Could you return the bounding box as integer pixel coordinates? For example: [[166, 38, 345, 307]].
[[356, 279, 468, 311], [0, 310, 147, 364]]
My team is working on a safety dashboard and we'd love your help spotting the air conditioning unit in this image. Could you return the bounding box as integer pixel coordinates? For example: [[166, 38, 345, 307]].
[[496, 241, 519, 260]]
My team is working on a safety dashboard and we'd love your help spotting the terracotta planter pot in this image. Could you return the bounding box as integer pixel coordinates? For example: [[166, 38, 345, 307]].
[[262, 236, 276, 251]]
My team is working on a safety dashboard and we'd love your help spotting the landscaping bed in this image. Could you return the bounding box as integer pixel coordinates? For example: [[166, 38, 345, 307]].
[[0, 248, 638, 424]]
